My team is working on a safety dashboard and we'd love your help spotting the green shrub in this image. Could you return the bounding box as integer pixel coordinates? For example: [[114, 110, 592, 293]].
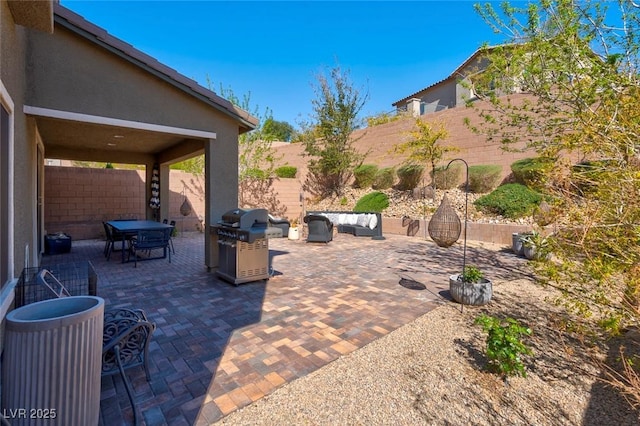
[[354, 164, 378, 188], [354, 191, 389, 212], [475, 314, 533, 378], [373, 167, 395, 190], [461, 265, 484, 283], [468, 165, 502, 193], [396, 164, 424, 191], [275, 165, 297, 178], [510, 157, 553, 189], [431, 164, 461, 189], [244, 168, 267, 179], [474, 183, 543, 219]]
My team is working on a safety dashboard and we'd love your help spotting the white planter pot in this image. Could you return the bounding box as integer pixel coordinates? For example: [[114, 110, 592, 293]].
[[2, 296, 105, 426], [288, 227, 299, 240], [449, 274, 493, 306], [512, 232, 532, 256], [523, 245, 536, 260]]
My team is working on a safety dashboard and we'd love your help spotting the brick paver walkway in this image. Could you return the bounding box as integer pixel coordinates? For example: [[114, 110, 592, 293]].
[[41, 232, 526, 425]]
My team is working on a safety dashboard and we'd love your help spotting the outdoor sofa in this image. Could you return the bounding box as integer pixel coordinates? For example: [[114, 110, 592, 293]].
[[306, 211, 384, 239], [268, 214, 290, 237], [303, 214, 333, 243]]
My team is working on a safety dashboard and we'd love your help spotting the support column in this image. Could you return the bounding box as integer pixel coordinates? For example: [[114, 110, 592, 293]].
[[144, 162, 154, 220], [204, 128, 237, 270], [159, 164, 170, 222]]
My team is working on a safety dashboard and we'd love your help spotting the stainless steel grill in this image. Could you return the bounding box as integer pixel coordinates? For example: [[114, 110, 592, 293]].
[[212, 208, 270, 285]]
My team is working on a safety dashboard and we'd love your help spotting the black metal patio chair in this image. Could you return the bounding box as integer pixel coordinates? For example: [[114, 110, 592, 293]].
[[128, 228, 173, 267], [102, 308, 156, 426]]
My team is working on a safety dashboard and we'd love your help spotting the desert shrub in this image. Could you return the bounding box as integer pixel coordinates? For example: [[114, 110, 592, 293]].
[[474, 183, 543, 219], [510, 157, 553, 189], [468, 165, 502, 193], [366, 111, 403, 127], [431, 164, 462, 189], [354, 164, 378, 188], [475, 314, 532, 378], [244, 168, 267, 179], [571, 159, 616, 195], [354, 191, 389, 212], [275, 165, 297, 178], [373, 167, 395, 190], [396, 164, 424, 191]]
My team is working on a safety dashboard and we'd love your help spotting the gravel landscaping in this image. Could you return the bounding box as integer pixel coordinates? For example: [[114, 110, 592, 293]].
[[307, 187, 535, 225], [217, 261, 640, 425], [211, 188, 640, 425]]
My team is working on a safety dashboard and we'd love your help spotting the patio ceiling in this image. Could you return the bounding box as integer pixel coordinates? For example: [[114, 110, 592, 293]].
[[27, 4, 258, 164]]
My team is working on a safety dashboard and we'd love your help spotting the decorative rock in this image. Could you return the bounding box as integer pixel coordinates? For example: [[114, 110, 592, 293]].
[[308, 187, 535, 225]]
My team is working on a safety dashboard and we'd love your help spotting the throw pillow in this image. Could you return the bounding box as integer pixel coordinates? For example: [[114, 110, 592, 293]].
[[368, 214, 378, 230], [356, 214, 370, 227]]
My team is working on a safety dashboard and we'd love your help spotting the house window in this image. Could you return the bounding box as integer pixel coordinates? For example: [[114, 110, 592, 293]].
[[1, 102, 9, 290]]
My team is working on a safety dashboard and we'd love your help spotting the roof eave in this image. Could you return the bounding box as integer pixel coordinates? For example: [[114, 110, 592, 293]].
[[391, 44, 508, 108]]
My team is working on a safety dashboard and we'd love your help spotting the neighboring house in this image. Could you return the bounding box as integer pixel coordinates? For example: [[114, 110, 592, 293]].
[[0, 0, 257, 386], [392, 46, 514, 116]]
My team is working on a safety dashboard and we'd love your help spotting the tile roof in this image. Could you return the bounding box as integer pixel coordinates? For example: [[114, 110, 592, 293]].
[[392, 45, 503, 107]]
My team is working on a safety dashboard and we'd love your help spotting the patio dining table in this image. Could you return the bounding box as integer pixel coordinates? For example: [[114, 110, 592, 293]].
[[106, 220, 174, 263]]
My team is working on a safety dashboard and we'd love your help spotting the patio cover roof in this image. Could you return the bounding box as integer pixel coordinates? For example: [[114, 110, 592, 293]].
[[27, 4, 258, 164]]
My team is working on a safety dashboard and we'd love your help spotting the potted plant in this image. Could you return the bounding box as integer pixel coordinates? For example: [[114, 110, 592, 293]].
[[287, 217, 300, 240], [512, 231, 533, 256], [521, 231, 551, 260], [449, 265, 492, 306]]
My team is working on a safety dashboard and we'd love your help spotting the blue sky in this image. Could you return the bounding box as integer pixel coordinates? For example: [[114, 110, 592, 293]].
[[60, 1, 506, 128]]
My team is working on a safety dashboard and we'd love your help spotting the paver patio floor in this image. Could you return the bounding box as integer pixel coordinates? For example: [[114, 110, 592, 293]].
[[41, 232, 527, 425]]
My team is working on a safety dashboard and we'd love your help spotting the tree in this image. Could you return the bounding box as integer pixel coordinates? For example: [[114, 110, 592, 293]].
[[262, 117, 295, 142], [302, 66, 369, 197], [472, 0, 640, 403], [392, 118, 458, 189], [171, 157, 204, 175], [173, 79, 285, 214]]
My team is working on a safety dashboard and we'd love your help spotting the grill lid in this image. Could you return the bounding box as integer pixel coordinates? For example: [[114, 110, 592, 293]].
[[219, 208, 268, 229]]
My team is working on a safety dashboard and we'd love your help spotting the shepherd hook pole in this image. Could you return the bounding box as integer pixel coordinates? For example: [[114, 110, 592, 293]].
[[445, 158, 469, 312]]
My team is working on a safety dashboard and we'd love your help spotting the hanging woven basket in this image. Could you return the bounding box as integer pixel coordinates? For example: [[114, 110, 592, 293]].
[[428, 193, 461, 247], [180, 198, 192, 217]]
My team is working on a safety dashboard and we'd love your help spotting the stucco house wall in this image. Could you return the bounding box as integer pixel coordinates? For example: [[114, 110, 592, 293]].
[[27, 24, 225, 134], [0, 1, 256, 402], [0, 0, 52, 399], [393, 49, 492, 116], [418, 81, 456, 114]]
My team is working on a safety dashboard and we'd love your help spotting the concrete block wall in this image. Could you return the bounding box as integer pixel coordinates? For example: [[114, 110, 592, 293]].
[[44, 167, 206, 240], [44, 167, 531, 245], [382, 216, 529, 246], [43, 99, 547, 243], [45, 167, 146, 239]]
